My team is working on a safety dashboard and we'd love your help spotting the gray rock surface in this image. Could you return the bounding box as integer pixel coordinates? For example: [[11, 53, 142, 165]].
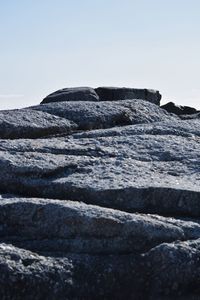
[[41, 87, 99, 104], [0, 119, 199, 217], [30, 99, 175, 130], [95, 86, 161, 105], [2, 197, 200, 254], [0, 109, 77, 139], [180, 112, 200, 120], [0, 243, 141, 300], [161, 101, 198, 116], [143, 239, 200, 298], [0, 90, 200, 299]]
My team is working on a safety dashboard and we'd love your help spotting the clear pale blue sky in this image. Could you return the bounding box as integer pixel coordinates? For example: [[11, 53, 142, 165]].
[[0, 0, 200, 109]]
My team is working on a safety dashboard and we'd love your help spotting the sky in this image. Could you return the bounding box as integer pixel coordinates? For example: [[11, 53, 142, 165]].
[[0, 0, 200, 110]]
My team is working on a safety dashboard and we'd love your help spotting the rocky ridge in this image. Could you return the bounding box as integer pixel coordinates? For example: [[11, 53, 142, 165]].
[[0, 87, 200, 299]]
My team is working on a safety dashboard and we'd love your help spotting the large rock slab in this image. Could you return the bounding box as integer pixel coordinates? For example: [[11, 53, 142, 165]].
[[74, 118, 200, 138], [41, 87, 99, 104], [30, 99, 175, 130], [95, 86, 161, 105], [0, 120, 199, 217], [0, 109, 77, 139], [1, 197, 200, 254]]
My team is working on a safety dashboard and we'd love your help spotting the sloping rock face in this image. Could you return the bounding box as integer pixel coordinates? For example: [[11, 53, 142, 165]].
[[41, 86, 161, 105], [0, 88, 200, 299], [0, 109, 77, 139]]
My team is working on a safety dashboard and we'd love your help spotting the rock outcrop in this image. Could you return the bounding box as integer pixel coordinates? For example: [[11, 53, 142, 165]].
[[41, 86, 161, 105], [161, 101, 198, 116], [0, 87, 200, 299]]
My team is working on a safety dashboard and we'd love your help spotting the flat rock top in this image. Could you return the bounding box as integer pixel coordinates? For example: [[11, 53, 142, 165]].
[[95, 86, 161, 104], [0, 89, 200, 299]]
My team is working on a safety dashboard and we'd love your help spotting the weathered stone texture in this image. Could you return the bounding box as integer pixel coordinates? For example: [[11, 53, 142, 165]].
[[0, 87, 199, 299]]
